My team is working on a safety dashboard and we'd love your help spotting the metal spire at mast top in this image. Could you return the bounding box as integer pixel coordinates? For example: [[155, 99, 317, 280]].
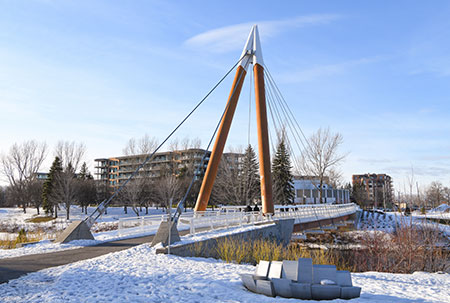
[[194, 25, 274, 215]]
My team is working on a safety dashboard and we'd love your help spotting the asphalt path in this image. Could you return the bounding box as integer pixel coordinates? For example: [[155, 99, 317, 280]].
[[0, 229, 194, 284]]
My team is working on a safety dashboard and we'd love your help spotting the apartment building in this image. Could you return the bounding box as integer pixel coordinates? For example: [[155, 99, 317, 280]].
[[352, 173, 394, 208], [95, 149, 209, 186], [95, 149, 243, 194]]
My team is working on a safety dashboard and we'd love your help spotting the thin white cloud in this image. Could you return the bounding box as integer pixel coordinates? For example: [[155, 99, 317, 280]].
[[184, 14, 341, 53], [279, 57, 382, 83]]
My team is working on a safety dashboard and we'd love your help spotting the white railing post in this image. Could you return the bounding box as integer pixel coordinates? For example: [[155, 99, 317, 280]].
[[190, 218, 195, 234]]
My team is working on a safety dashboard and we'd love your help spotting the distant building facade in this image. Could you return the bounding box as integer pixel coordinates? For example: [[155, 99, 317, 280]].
[[293, 176, 350, 204], [35, 172, 49, 181], [94, 149, 243, 197], [352, 173, 394, 209]]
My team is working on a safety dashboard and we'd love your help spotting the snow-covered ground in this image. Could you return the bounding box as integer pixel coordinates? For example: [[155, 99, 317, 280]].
[[0, 206, 171, 235], [358, 209, 450, 241], [0, 207, 269, 260], [0, 206, 178, 259], [0, 243, 448, 303]]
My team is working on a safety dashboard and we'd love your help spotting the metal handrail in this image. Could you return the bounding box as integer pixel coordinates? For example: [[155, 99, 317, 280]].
[[117, 203, 357, 236]]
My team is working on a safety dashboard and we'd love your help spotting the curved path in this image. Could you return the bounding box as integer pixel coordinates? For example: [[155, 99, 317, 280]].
[[0, 228, 195, 284]]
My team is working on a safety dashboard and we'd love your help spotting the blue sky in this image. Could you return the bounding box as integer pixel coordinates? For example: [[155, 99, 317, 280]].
[[1, 0, 449, 191]]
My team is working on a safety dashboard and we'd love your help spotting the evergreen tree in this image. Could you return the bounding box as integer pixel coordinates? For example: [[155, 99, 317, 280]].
[[272, 137, 295, 205], [78, 162, 96, 214], [42, 157, 63, 215], [79, 162, 93, 180], [240, 144, 260, 205]]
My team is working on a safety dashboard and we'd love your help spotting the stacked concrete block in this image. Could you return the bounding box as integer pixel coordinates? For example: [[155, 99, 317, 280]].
[[240, 260, 271, 292], [254, 260, 270, 279], [337, 270, 362, 300], [267, 261, 282, 279], [240, 258, 361, 300], [311, 264, 341, 300], [288, 258, 312, 299], [256, 279, 275, 297]]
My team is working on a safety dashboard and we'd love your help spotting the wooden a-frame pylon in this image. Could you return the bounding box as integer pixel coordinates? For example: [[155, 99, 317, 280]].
[[194, 25, 274, 215]]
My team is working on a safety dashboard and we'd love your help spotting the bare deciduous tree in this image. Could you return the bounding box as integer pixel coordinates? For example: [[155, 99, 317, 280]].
[[426, 181, 447, 209], [327, 168, 344, 189], [123, 134, 158, 156], [211, 147, 246, 205], [117, 176, 151, 216], [300, 128, 346, 203], [50, 164, 78, 220], [28, 179, 44, 215], [1, 141, 47, 213], [0, 186, 6, 207], [155, 173, 183, 213], [55, 141, 86, 171]]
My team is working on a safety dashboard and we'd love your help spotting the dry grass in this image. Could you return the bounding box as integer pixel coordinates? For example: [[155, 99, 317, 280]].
[[26, 216, 54, 223], [0, 229, 46, 249], [213, 237, 353, 270], [208, 220, 449, 274]]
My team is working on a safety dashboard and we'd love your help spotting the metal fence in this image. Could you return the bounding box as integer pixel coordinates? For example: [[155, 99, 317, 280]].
[[117, 214, 167, 237], [117, 203, 358, 236]]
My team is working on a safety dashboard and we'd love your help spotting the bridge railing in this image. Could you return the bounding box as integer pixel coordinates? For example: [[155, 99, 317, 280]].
[[273, 203, 357, 223], [178, 210, 266, 234], [116, 203, 357, 236], [117, 214, 167, 237]]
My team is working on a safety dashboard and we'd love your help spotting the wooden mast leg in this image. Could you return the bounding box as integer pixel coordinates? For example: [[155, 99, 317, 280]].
[[254, 63, 274, 215], [194, 66, 247, 212]]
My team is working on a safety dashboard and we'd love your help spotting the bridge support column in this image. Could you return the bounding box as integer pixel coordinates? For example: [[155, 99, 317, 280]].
[[194, 66, 247, 212], [254, 63, 274, 215]]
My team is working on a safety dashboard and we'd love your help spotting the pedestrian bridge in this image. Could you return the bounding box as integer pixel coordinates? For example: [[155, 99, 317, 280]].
[[117, 203, 358, 238]]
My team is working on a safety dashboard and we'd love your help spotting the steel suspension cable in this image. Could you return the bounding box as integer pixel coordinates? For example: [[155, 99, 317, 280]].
[[264, 68, 308, 153], [173, 56, 251, 221], [87, 55, 248, 223], [264, 65, 312, 149], [265, 76, 302, 173]]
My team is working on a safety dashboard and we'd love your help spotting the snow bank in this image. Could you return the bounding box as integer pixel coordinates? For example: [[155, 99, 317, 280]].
[[0, 243, 448, 303], [430, 203, 450, 213]]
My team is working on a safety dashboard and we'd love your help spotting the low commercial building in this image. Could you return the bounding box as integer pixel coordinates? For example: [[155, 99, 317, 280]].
[[293, 176, 350, 204]]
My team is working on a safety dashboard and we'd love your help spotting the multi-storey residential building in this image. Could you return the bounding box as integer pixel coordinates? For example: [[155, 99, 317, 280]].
[[293, 176, 350, 204], [94, 149, 243, 198], [352, 173, 394, 209], [95, 149, 209, 186]]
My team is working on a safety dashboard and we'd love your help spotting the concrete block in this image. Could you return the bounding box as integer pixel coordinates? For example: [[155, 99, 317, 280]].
[[337, 270, 353, 286], [341, 286, 361, 299], [281, 260, 298, 280], [268, 261, 282, 279], [311, 284, 341, 300], [297, 258, 313, 283], [240, 274, 257, 293], [271, 278, 292, 298], [256, 279, 275, 297], [312, 264, 337, 284], [255, 260, 270, 279], [55, 221, 94, 243], [150, 221, 181, 247], [290, 282, 312, 300]]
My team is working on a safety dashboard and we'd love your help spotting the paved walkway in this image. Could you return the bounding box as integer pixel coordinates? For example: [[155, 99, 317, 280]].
[[0, 229, 194, 284]]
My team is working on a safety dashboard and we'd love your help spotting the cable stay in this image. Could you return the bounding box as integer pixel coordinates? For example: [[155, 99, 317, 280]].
[[264, 64, 334, 205], [83, 54, 248, 229]]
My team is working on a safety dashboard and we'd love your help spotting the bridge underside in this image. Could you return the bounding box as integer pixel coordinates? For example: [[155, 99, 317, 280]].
[[292, 213, 356, 233]]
